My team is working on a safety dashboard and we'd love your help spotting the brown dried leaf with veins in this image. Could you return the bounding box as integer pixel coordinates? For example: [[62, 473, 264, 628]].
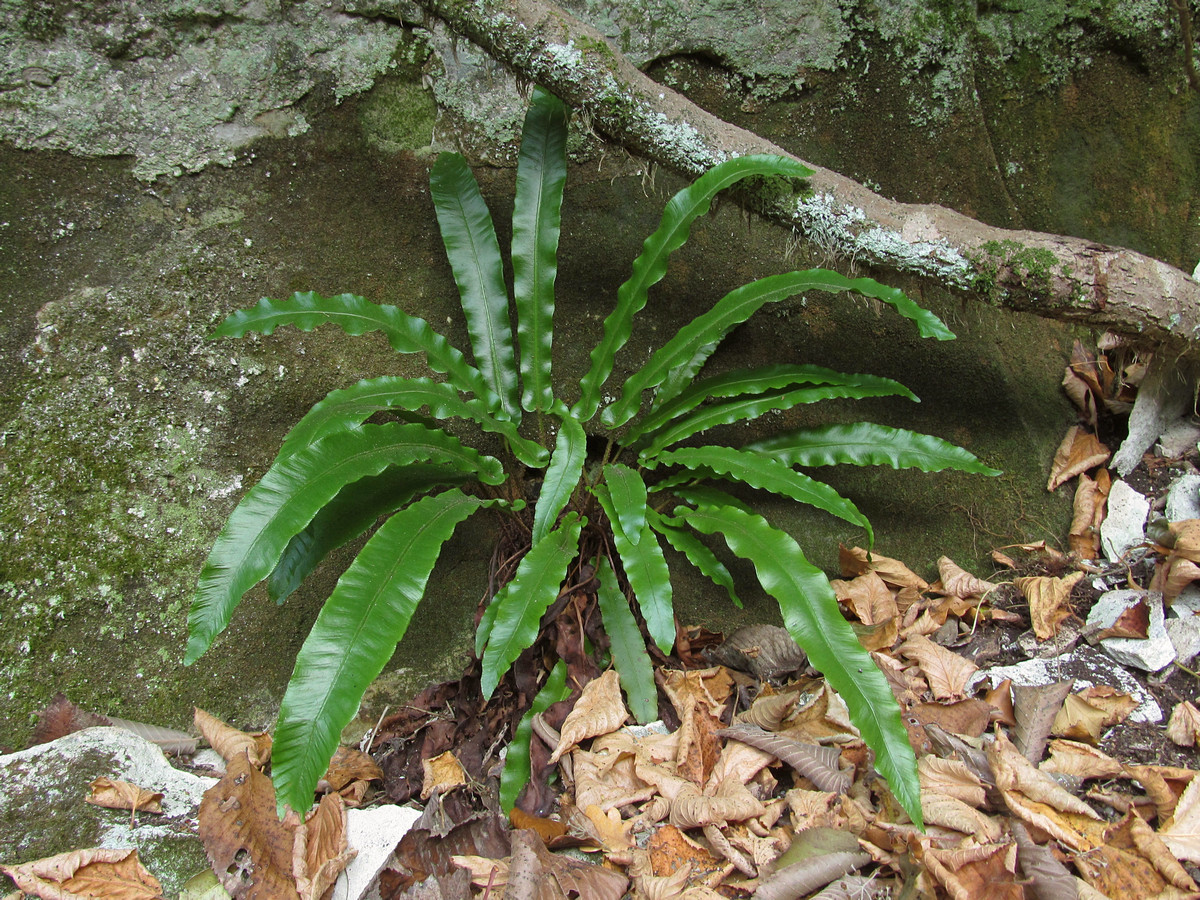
[[921, 791, 1003, 841], [1116, 810, 1199, 892], [421, 750, 468, 800], [1013, 679, 1074, 763], [86, 778, 164, 816], [669, 777, 766, 830], [1047, 425, 1110, 490], [1167, 701, 1200, 747], [1161, 556, 1200, 601], [318, 746, 382, 794], [718, 723, 850, 794], [581, 804, 635, 855], [989, 733, 1102, 852], [194, 707, 272, 768], [1015, 571, 1083, 641], [293, 793, 356, 900], [830, 571, 898, 625], [198, 751, 299, 900], [549, 669, 628, 763], [839, 545, 929, 590], [1070, 471, 1110, 558], [917, 757, 986, 807], [1042, 739, 1124, 780], [1160, 776, 1200, 863], [936, 557, 999, 600], [703, 736, 776, 793], [897, 634, 978, 700], [1052, 693, 1113, 744], [921, 841, 1022, 900], [0, 848, 163, 900]]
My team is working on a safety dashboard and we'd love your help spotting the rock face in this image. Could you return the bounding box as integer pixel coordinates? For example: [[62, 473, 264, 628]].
[[0, 727, 214, 895], [1, 0, 1194, 747]]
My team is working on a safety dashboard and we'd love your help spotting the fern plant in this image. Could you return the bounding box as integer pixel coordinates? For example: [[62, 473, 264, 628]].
[[185, 87, 999, 823]]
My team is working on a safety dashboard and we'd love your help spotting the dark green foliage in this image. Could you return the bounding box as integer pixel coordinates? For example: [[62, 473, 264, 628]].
[[187, 86, 999, 824]]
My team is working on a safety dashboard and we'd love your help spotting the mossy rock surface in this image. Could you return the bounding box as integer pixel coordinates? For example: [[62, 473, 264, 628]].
[[5, 0, 1191, 746]]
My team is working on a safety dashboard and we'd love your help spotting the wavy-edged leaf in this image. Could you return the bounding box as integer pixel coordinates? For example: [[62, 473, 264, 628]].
[[638, 382, 915, 458], [512, 87, 567, 413], [272, 489, 496, 814], [211, 292, 499, 413], [647, 506, 741, 608], [186, 422, 505, 664], [532, 414, 586, 544], [747, 422, 1002, 475], [625, 364, 916, 444], [281, 376, 548, 466], [593, 484, 675, 653], [501, 660, 568, 812], [603, 463, 648, 546], [431, 153, 520, 420], [573, 154, 813, 422], [481, 514, 584, 699], [595, 555, 658, 724], [648, 445, 873, 545], [675, 503, 922, 827], [604, 270, 950, 429], [268, 464, 471, 604], [658, 483, 754, 515]]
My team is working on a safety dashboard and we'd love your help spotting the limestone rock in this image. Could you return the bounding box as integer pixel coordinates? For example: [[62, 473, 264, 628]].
[[1086, 590, 1175, 673], [1100, 480, 1150, 562], [0, 727, 215, 895], [969, 645, 1161, 724], [1166, 471, 1200, 522]]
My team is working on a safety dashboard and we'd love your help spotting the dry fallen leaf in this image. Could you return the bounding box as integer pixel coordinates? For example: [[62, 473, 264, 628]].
[[897, 634, 978, 700], [421, 751, 468, 801], [830, 571, 899, 625], [194, 707, 272, 768], [936, 557, 999, 600], [838, 546, 929, 590], [319, 746, 383, 794], [1015, 571, 1083, 641], [198, 751, 300, 900], [550, 669, 628, 763], [293, 793, 356, 900], [86, 778, 164, 817], [1042, 739, 1124, 780], [1168, 701, 1200, 747], [0, 849, 163, 900], [1047, 425, 1110, 491], [1069, 471, 1110, 559], [1160, 775, 1200, 863]]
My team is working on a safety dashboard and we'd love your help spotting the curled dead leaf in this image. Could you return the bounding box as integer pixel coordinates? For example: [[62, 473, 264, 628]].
[[1160, 776, 1200, 864], [830, 571, 898, 625], [1047, 425, 1110, 491], [194, 707, 271, 768], [86, 778, 164, 816], [897, 634, 978, 700], [421, 751, 468, 801], [838, 546, 929, 590], [1167, 701, 1200, 747], [550, 670, 628, 764], [936, 557, 999, 600], [1015, 571, 1083, 641], [0, 849, 163, 900]]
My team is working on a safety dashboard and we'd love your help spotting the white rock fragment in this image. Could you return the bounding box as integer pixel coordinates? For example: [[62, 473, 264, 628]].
[[337, 804, 422, 900], [1166, 616, 1200, 667], [1100, 480, 1150, 562], [1086, 590, 1175, 672], [0, 727, 216, 894], [1165, 472, 1200, 523], [1174, 584, 1200, 617], [968, 645, 1161, 723], [1158, 423, 1200, 463]]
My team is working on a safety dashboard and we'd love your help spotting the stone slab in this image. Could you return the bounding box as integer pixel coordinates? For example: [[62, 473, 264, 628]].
[[968, 645, 1162, 723], [1086, 590, 1175, 672]]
